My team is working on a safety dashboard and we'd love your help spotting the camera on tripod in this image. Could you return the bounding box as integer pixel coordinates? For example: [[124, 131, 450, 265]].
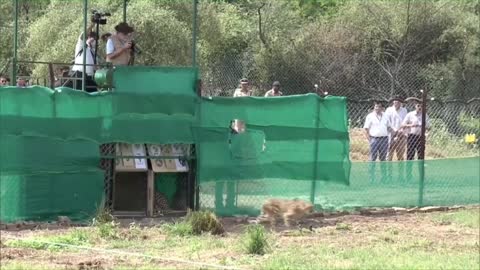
[[91, 10, 111, 25]]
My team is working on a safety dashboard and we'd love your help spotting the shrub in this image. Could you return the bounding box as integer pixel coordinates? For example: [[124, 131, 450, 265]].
[[459, 112, 480, 138], [92, 198, 114, 226], [185, 210, 225, 235], [96, 221, 120, 240], [241, 224, 271, 255]]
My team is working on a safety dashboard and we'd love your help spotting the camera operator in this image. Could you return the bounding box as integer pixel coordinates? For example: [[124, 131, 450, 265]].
[[106, 22, 136, 66], [67, 22, 98, 92]]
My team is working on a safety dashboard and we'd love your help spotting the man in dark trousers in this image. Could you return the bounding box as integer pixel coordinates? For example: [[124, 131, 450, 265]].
[[402, 99, 430, 160]]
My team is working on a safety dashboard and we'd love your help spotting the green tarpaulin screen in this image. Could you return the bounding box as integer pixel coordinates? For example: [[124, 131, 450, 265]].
[[0, 66, 478, 222], [196, 95, 350, 183], [201, 157, 480, 216]]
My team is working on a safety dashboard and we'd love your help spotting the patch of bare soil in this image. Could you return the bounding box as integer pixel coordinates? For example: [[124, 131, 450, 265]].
[[1, 207, 478, 270], [0, 248, 36, 260]]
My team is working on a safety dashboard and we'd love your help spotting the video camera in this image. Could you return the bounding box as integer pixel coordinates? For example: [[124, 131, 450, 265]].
[[91, 10, 111, 25], [130, 40, 142, 55]]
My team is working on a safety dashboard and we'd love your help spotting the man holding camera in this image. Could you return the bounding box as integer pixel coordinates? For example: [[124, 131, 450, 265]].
[[68, 22, 98, 92], [106, 22, 135, 66]]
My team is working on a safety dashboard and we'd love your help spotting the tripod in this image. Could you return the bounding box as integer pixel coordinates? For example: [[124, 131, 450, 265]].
[[93, 21, 100, 65]]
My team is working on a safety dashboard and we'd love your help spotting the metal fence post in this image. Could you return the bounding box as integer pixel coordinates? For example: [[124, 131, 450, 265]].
[[123, 0, 127, 22], [192, 0, 198, 67], [418, 88, 428, 206], [310, 96, 320, 205], [82, 0, 88, 92], [11, 0, 19, 86], [194, 79, 202, 211]]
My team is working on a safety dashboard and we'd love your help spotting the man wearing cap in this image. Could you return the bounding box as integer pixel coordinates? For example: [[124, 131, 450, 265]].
[[402, 100, 430, 160], [233, 78, 252, 97], [384, 96, 408, 160], [106, 22, 135, 66], [264, 81, 283, 97]]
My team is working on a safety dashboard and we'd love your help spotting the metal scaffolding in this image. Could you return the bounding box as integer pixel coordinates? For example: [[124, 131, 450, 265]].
[[10, 0, 199, 89]]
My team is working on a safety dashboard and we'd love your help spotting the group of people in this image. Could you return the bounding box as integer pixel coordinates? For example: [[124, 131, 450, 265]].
[[1, 21, 137, 92], [233, 78, 283, 98], [363, 97, 430, 162], [65, 21, 137, 92], [0, 76, 27, 87]]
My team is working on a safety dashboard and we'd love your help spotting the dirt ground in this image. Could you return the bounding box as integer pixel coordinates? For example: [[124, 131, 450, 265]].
[[1, 206, 479, 270]]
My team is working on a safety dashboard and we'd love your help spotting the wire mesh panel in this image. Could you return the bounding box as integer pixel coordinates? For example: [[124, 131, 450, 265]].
[[99, 143, 115, 209]]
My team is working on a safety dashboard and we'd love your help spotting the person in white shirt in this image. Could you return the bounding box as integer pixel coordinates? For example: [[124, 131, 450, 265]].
[[364, 102, 389, 161], [233, 78, 252, 97], [402, 100, 430, 160], [384, 96, 408, 160], [264, 81, 283, 97], [68, 23, 98, 92], [106, 22, 135, 66]]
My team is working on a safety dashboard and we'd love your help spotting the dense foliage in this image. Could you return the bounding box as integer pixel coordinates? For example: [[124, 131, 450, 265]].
[[1, 0, 478, 99]]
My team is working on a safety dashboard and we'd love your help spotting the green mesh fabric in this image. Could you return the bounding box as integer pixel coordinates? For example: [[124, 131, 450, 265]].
[[196, 95, 351, 183], [200, 157, 480, 216], [1, 66, 477, 222], [0, 67, 200, 222], [0, 172, 104, 222]]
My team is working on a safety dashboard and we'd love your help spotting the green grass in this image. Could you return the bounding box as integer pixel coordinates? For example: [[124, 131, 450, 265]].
[[259, 242, 479, 270], [241, 224, 271, 255], [96, 220, 120, 239], [161, 210, 224, 237], [2, 210, 479, 270], [162, 221, 194, 237], [432, 209, 480, 228], [5, 228, 90, 251]]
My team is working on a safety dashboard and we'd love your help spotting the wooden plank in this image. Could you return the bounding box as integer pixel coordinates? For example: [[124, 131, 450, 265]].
[[146, 170, 154, 217]]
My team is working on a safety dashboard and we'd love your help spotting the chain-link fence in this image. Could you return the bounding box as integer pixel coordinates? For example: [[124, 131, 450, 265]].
[[1, 1, 478, 218], [197, 52, 479, 215], [198, 52, 480, 162]]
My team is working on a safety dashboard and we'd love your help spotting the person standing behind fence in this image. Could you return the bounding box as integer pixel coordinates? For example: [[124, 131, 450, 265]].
[[402, 100, 430, 160], [264, 81, 283, 97], [0, 76, 7, 86], [364, 102, 389, 161], [16, 77, 28, 88], [233, 78, 252, 97], [385, 96, 408, 160]]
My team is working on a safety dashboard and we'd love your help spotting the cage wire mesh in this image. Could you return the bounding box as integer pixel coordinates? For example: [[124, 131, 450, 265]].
[[98, 143, 195, 213]]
